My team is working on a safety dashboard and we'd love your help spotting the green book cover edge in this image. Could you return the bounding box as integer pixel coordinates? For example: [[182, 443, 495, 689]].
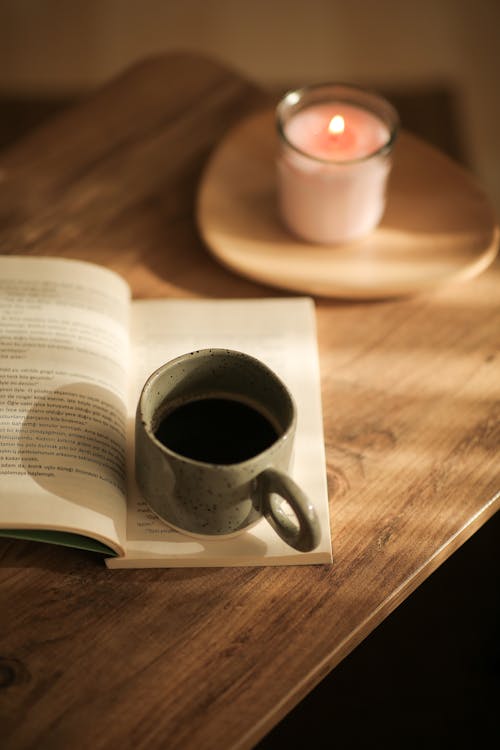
[[0, 529, 117, 556]]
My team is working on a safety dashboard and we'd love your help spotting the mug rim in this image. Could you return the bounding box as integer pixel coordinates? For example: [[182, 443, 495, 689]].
[[137, 348, 297, 469]]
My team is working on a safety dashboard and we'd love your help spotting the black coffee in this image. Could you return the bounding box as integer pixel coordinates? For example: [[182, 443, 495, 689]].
[[154, 396, 279, 464]]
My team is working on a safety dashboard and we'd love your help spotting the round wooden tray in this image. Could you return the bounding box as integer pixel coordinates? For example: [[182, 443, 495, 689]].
[[196, 109, 499, 299]]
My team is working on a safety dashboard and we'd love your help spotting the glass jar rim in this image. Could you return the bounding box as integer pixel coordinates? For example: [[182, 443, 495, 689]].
[[276, 82, 400, 166]]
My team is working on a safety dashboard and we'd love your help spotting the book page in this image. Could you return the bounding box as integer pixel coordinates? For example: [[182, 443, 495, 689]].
[[0, 257, 130, 554], [115, 297, 332, 567]]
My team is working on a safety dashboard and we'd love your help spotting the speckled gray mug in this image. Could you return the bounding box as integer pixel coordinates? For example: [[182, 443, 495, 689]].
[[135, 349, 321, 552]]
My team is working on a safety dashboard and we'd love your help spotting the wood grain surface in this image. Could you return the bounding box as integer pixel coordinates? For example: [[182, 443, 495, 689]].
[[0, 52, 499, 750]]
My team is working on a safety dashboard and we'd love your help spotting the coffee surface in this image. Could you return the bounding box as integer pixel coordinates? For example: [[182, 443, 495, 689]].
[[154, 396, 279, 464]]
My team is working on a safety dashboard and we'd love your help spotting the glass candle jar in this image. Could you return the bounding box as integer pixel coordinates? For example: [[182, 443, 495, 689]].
[[276, 83, 399, 244]]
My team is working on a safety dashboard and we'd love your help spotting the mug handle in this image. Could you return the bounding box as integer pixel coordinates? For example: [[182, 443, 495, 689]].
[[258, 468, 321, 552]]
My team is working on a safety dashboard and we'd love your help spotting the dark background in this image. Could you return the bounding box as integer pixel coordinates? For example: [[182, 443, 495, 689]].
[[258, 510, 499, 749]]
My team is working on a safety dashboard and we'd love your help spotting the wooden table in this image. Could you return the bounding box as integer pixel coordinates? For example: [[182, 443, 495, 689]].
[[1, 52, 499, 750]]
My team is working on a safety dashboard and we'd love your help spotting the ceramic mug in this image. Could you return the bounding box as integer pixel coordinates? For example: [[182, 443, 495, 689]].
[[135, 349, 321, 552]]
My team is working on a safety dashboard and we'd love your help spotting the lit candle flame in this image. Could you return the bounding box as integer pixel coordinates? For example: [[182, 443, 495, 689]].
[[328, 114, 345, 136]]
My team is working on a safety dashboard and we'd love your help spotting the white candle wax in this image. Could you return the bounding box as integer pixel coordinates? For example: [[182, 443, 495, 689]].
[[276, 86, 398, 244]]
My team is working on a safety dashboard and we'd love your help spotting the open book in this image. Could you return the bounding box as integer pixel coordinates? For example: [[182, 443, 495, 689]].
[[0, 256, 332, 568]]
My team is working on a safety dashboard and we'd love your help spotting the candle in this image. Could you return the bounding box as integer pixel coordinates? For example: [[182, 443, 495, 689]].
[[276, 84, 399, 244]]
